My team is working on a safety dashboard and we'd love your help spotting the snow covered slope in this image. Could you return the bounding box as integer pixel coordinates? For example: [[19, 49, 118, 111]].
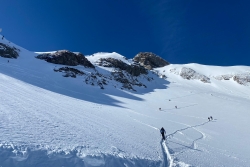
[[1, 35, 250, 167]]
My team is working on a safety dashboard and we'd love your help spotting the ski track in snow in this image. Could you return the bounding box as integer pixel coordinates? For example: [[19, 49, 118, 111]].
[[161, 141, 174, 167], [132, 119, 174, 167], [1, 39, 250, 166], [131, 116, 203, 167], [132, 112, 207, 166]]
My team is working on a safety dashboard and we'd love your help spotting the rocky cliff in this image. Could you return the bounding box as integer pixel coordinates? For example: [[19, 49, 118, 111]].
[[36, 50, 94, 68], [133, 52, 170, 70], [0, 43, 20, 58]]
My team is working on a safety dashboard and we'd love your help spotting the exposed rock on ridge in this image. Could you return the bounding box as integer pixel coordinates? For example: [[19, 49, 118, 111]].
[[36, 50, 94, 68], [180, 67, 210, 83], [54, 66, 151, 91], [0, 43, 20, 58], [133, 52, 170, 70], [170, 67, 210, 83], [214, 73, 250, 86], [98, 58, 148, 76]]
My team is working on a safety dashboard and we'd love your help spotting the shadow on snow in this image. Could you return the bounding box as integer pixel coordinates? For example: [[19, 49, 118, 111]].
[[0, 146, 161, 167], [0, 59, 169, 108]]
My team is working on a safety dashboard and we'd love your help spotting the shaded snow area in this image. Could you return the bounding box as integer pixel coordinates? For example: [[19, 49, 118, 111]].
[[1, 36, 250, 166]]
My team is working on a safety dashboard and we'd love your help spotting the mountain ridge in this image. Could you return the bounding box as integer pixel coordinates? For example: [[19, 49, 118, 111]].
[[1, 35, 249, 91], [1, 35, 250, 167]]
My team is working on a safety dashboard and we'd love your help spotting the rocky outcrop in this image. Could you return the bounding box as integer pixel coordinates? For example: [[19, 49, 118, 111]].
[[53, 66, 150, 91], [214, 73, 250, 86], [213, 74, 233, 80], [179, 67, 210, 83], [133, 52, 169, 70], [36, 50, 94, 68], [54, 67, 85, 78], [0, 43, 20, 58], [111, 70, 148, 91], [98, 58, 148, 76], [233, 75, 250, 85]]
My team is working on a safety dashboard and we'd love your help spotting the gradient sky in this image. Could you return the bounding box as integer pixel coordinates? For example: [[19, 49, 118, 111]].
[[1, 0, 250, 66]]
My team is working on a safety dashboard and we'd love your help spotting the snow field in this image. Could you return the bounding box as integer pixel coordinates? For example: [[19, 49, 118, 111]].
[[0, 36, 250, 166]]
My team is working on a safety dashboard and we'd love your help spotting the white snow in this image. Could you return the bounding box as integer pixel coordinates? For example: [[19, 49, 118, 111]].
[[0, 35, 250, 166], [86, 52, 132, 65]]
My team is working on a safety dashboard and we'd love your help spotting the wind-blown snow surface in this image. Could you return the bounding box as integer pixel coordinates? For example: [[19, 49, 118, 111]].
[[1, 36, 250, 167]]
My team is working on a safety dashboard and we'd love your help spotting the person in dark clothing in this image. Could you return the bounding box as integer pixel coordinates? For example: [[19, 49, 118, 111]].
[[208, 117, 210, 121], [160, 127, 166, 140], [2, 36, 4, 40], [210, 116, 213, 120]]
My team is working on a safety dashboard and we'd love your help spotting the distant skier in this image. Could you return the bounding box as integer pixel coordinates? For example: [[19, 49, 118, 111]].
[[208, 117, 210, 121], [175, 106, 177, 109], [160, 127, 166, 140], [2, 35, 4, 40], [159, 108, 161, 111], [210, 116, 213, 120]]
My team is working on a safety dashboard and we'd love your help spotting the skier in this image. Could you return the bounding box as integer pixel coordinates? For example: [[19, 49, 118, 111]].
[[160, 127, 166, 140], [210, 116, 213, 120], [208, 117, 210, 121], [2, 35, 4, 40], [175, 106, 177, 109], [159, 108, 161, 111]]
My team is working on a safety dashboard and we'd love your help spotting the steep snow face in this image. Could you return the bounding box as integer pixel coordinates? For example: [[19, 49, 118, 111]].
[[1, 36, 250, 167]]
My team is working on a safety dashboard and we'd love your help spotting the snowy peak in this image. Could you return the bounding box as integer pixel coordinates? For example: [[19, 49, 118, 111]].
[[1, 35, 250, 88], [87, 52, 131, 65]]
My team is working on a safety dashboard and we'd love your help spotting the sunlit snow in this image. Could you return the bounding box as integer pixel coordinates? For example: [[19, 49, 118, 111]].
[[0, 35, 250, 167]]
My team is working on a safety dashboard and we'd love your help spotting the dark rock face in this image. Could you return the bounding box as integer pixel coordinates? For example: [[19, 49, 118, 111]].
[[133, 52, 170, 70], [98, 58, 147, 76], [54, 67, 85, 78], [0, 43, 20, 58], [95, 58, 150, 90], [36, 50, 94, 68], [111, 70, 148, 91]]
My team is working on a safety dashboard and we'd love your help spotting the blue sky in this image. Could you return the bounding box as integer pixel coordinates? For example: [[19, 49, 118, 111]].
[[1, 0, 250, 66]]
